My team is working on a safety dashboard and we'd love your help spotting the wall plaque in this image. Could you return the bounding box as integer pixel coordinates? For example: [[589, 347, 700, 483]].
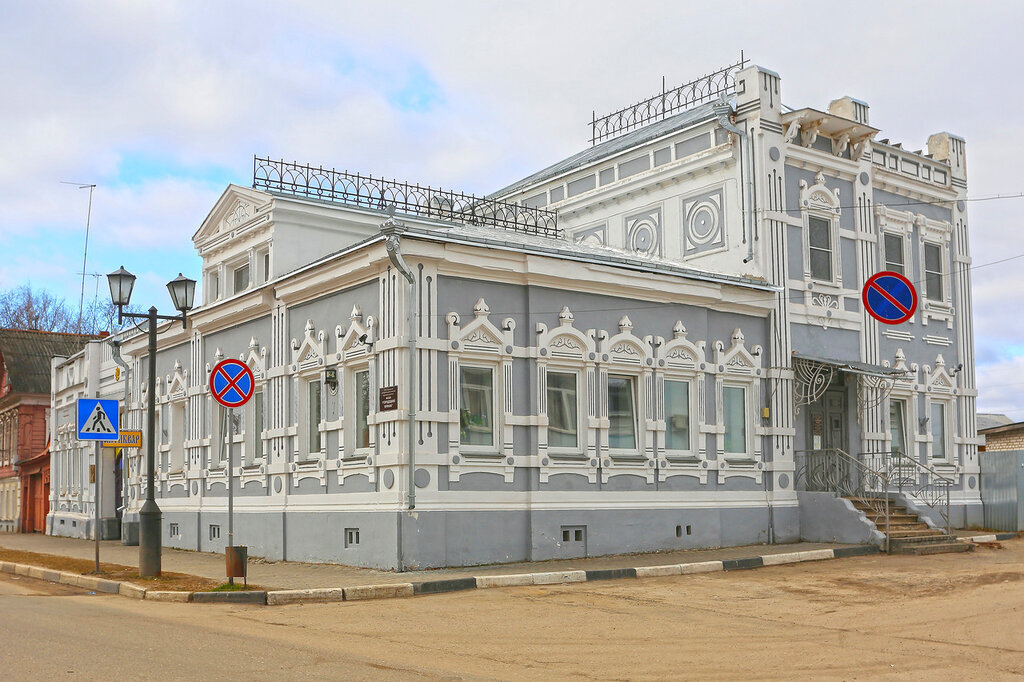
[[379, 385, 399, 412]]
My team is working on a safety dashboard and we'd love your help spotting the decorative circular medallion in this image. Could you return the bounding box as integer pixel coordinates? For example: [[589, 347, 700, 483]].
[[383, 470, 395, 489], [778, 474, 790, 489], [769, 147, 780, 161], [688, 202, 719, 244], [414, 468, 430, 488]]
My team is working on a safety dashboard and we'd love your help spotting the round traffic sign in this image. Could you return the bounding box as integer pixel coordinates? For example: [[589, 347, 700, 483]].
[[210, 359, 255, 408], [862, 271, 918, 325]]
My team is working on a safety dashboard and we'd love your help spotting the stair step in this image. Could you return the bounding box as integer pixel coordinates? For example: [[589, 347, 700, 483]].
[[889, 534, 956, 546], [887, 529, 948, 539], [894, 542, 972, 556]]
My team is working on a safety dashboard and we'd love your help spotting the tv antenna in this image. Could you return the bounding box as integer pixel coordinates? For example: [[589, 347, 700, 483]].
[[62, 181, 97, 333]]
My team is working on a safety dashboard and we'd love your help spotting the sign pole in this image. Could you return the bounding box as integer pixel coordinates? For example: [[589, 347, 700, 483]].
[[227, 406, 234, 586], [209, 358, 253, 587], [94, 441, 100, 573]]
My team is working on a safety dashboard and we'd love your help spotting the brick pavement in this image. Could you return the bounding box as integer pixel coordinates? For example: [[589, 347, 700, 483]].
[[0, 533, 854, 590]]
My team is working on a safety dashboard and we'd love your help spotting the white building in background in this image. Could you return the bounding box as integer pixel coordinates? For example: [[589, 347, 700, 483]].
[[49, 57, 980, 568]]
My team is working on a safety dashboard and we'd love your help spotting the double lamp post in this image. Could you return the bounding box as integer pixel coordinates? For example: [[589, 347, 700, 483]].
[[106, 266, 195, 578]]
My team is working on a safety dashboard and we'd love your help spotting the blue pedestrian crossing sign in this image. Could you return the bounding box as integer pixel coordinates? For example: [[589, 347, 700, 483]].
[[77, 399, 120, 440]]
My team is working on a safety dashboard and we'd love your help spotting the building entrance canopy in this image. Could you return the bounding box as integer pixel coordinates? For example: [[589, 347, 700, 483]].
[[792, 352, 907, 415]]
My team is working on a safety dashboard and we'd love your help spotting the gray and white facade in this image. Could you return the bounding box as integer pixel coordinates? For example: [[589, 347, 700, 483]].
[[49, 60, 981, 569]]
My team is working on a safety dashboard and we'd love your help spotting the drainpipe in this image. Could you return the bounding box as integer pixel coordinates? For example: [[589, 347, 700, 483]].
[[380, 213, 417, 513], [714, 99, 756, 264]]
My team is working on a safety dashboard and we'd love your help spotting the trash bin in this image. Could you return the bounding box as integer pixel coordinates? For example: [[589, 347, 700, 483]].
[[225, 545, 247, 580]]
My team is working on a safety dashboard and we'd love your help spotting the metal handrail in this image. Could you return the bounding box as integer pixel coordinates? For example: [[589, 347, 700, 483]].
[[795, 448, 891, 553], [860, 451, 952, 537]]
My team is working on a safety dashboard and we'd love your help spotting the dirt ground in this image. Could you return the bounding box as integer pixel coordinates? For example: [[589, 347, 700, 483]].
[[4, 538, 1023, 680], [0, 546, 232, 592]]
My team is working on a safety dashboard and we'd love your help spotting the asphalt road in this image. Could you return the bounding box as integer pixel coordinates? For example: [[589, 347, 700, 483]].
[[3, 540, 1023, 680]]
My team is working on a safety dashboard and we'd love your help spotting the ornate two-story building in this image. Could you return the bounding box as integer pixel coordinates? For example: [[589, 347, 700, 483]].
[[49, 58, 980, 568]]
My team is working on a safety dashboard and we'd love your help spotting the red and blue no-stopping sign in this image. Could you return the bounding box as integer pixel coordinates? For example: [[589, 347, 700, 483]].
[[862, 271, 917, 325], [210, 359, 255, 408]]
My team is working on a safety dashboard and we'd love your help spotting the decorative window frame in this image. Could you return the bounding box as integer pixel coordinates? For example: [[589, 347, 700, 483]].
[[874, 205, 914, 279], [238, 337, 268, 482], [712, 329, 766, 481], [536, 307, 596, 467], [288, 319, 328, 487], [332, 305, 377, 476], [883, 348, 921, 460], [598, 316, 655, 483], [163, 360, 188, 482], [445, 298, 515, 482], [916, 214, 954, 328], [799, 171, 843, 290], [653, 321, 708, 482], [923, 354, 958, 473]]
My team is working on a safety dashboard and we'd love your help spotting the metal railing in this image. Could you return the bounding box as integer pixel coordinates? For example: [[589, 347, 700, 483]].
[[589, 53, 748, 145], [253, 156, 561, 239], [861, 451, 952, 537], [796, 448, 892, 552]]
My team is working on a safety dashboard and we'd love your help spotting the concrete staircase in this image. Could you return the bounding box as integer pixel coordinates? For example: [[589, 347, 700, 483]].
[[848, 498, 972, 555]]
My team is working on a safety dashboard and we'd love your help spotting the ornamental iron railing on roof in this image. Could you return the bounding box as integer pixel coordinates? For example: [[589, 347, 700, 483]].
[[253, 156, 561, 239], [589, 53, 748, 145]]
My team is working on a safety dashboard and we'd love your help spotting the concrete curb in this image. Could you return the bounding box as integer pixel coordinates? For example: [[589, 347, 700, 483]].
[[959, 532, 1019, 543], [14, 537, 1006, 606]]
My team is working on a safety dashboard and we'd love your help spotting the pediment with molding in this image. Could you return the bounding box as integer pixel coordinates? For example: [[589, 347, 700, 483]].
[[164, 360, 187, 399], [291, 320, 326, 371], [883, 348, 919, 386], [240, 337, 267, 380], [924, 354, 956, 394], [446, 298, 515, 356], [655, 321, 706, 372], [599, 316, 652, 366], [334, 304, 376, 362], [713, 328, 762, 376], [536, 306, 595, 361], [192, 184, 272, 245], [799, 171, 841, 214]]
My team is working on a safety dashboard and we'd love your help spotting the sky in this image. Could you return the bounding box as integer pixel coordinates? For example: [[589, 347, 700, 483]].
[[2, 1, 1024, 418]]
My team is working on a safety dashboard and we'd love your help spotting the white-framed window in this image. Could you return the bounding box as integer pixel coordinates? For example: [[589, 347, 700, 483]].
[[923, 242, 943, 302], [353, 368, 371, 453], [546, 370, 579, 450], [883, 233, 905, 275], [247, 388, 264, 464], [460, 365, 495, 449], [807, 215, 834, 282], [664, 379, 692, 454], [233, 263, 250, 294], [930, 400, 949, 461], [607, 374, 638, 451], [722, 384, 747, 456], [889, 399, 908, 457], [169, 400, 185, 472], [306, 378, 323, 456]]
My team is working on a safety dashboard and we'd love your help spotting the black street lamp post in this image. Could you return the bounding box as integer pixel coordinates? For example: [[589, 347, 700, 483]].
[[107, 266, 196, 577]]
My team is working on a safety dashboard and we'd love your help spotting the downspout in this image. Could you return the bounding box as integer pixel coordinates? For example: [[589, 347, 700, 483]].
[[714, 99, 756, 264], [380, 213, 417, 515]]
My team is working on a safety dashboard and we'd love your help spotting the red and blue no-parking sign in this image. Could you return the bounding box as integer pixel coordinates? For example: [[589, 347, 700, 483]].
[[862, 271, 918, 325], [210, 359, 255, 408]]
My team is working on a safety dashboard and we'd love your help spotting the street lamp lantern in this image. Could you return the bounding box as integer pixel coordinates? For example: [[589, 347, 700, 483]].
[[106, 266, 136, 309], [104, 265, 196, 578], [166, 273, 196, 322]]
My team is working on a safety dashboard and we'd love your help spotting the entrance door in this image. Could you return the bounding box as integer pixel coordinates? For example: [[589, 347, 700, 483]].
[[807, 386, 848, 453]]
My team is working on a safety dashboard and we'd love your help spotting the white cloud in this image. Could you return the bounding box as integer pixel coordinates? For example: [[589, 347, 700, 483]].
[[3, 1, 1024, 415]]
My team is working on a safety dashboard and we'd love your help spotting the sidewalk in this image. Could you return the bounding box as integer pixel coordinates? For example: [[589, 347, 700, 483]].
[[0, 533, 852, 590]]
